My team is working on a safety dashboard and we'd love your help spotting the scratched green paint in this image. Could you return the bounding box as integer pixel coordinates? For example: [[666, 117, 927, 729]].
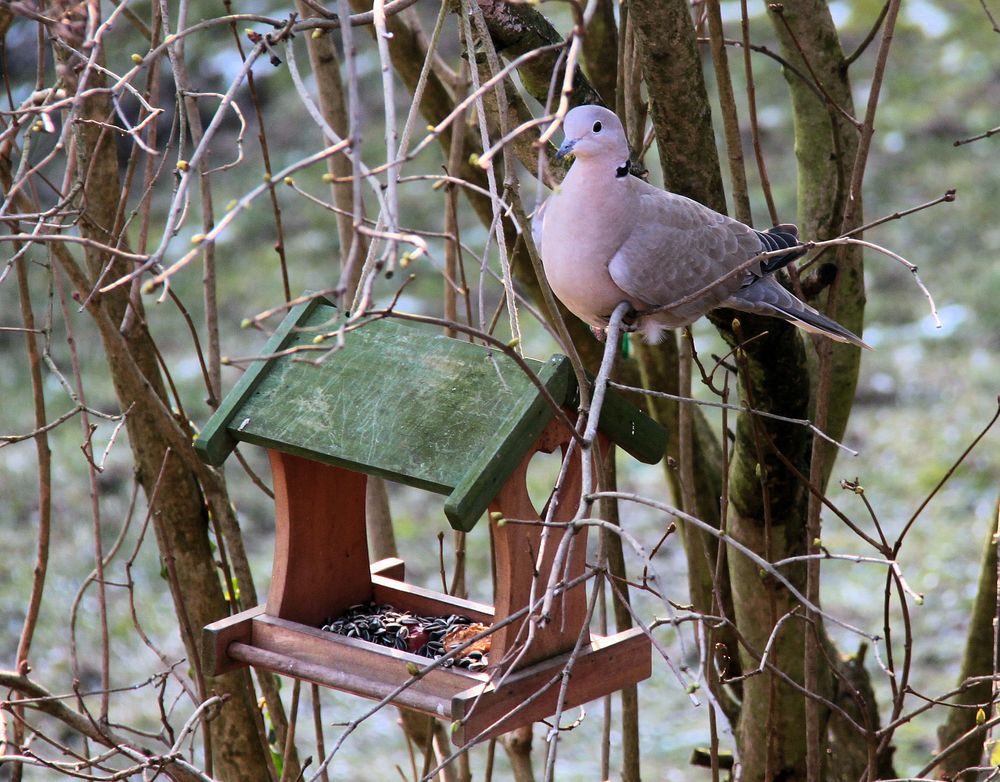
[[195, 298, 665, 531], [235, 306, 566, 493]]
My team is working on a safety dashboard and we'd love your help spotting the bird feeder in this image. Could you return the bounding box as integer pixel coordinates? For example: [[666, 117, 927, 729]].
[[197, 295, 664, 745]]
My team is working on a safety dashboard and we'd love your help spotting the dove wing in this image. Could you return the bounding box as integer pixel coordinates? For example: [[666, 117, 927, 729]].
[[607, 183, 762, 322]]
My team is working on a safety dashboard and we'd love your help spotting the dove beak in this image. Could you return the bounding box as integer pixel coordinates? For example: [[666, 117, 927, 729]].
[[555, 138, 577, 160]]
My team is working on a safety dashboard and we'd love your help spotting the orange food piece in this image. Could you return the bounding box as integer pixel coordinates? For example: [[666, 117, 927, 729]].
[[442, 623, 491, 656]]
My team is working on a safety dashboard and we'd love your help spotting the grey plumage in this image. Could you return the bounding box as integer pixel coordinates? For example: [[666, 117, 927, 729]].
[[537, 105, 869, 349]]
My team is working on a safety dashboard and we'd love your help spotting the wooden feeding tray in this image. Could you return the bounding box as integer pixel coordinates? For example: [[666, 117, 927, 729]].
[[196, 296, 665, 746]]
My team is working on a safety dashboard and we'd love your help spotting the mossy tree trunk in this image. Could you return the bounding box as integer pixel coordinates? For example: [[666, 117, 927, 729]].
[[767, 1, 866, 475], [932, 497, 1000, 779]]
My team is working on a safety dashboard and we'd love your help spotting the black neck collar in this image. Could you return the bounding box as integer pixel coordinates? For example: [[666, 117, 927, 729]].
[[615, 161, 630, 178]]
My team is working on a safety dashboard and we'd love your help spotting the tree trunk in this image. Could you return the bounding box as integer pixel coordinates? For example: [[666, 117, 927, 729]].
[[42, 28, 274, 779], [933, 497, 1000, 779], [767, 0, 866, 477]]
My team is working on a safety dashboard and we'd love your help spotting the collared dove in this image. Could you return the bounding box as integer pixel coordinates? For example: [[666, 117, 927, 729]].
[[536, 105, 869, 349]]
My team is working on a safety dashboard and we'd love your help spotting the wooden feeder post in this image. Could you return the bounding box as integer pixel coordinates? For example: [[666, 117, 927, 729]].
[[196, 296, 665, 746], [487, 416, 591, 672]]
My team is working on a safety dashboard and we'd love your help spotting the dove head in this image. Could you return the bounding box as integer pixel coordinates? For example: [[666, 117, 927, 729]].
[[556, 106, 629, 164]]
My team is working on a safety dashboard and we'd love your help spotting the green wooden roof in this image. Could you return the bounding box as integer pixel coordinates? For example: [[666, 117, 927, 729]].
[[196, 297, 664, 531]]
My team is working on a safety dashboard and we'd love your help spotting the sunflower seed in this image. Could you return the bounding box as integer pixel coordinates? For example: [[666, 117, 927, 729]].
[[320, 602, 491, 667]]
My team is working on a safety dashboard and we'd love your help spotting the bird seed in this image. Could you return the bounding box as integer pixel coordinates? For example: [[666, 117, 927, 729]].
[[320, 603, 491, 670]]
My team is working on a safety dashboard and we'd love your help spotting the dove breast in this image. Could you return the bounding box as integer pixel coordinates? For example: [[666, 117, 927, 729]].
[[539, 161, 648, 329]]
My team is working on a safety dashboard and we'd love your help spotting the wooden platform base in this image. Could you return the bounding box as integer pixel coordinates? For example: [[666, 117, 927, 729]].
[[203, 567, 651, 745]]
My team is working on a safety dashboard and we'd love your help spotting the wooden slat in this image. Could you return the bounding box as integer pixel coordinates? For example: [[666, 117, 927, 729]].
[[370, 557, 406, 580], [228, 643, 453, 716], [488, 420, 592, 671], [370, 576, 495, 624], [266, 451, 372, 625], [561, 371, 667, 466], [595, 385, 667, 465], [250, 613, 485, 713], [194, 297, 324, 466], [450, 628, 651, 746], [202, 605, 264, 675], [444, 356, 573, 532]]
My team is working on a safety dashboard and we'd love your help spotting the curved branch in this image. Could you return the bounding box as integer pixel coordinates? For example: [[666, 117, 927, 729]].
[[0, 671, 213, 782]]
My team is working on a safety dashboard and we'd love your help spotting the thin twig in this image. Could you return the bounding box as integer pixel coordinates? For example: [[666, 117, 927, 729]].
[[590, 491, 876, 640], [608, 381, 858, 455], [843, 1, 891, 68], [895, 398, 1000, 552], [954, 124, 1000, 147]]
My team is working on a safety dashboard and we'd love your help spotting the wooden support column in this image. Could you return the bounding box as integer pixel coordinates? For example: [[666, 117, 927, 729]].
[[489, 417, 590, 672], [267, 450, 371, 626]]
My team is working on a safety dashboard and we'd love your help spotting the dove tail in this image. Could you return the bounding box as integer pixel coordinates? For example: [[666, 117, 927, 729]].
[[727, 278, 872, 350], [772, 303, 872, 350]]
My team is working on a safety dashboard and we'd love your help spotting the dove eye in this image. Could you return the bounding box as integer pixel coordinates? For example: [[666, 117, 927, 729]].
[[592, 121, 603, 133]]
